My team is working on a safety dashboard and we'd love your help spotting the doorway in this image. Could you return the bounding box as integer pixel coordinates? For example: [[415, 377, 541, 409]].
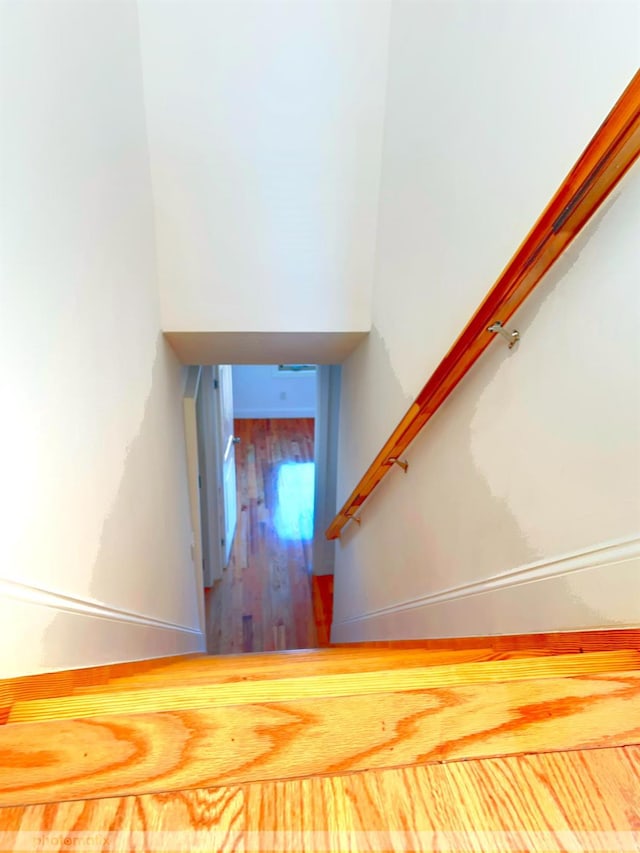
[[207, 364, 318, 653], [186, 363, 341, 654]]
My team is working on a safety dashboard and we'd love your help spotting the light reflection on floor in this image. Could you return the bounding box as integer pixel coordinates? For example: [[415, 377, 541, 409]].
[[273, 462, 315, 541]]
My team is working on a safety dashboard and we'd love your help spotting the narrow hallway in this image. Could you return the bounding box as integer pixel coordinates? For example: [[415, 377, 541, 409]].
[[205, 418, 317, 654]]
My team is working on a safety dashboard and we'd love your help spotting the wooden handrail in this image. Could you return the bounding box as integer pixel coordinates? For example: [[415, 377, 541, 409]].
[[327, 71, 640, 540]]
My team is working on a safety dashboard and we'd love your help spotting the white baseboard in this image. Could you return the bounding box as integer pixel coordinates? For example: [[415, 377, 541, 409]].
[[332, 536, 640, 643], [234, 408, 315, 419], [0, 578, 205, 677]]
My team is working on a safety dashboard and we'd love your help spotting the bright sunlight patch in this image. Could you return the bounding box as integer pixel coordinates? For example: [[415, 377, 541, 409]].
[[273, 462, 315, 541]]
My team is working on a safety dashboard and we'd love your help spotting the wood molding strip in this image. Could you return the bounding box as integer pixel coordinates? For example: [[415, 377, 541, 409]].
[[1, 663, 638, 807], [330, 627, 640, 652], [326, 70, 640, 539], [0, 578, 202, 636], [335, 536, 640, 625]]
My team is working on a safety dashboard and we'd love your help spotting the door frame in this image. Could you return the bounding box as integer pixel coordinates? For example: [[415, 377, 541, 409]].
[[183, 366, 223, 631], [188, 361, 340, 593], [313, 364, 342, 576], [213, 364, 238, 571], [210, 365, 227, 575], [183, 366, 205, 633], [198, 366, 225, 586]]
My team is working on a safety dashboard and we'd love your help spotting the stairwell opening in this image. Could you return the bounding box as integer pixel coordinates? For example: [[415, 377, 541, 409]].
[[184, 362, 341, 656]]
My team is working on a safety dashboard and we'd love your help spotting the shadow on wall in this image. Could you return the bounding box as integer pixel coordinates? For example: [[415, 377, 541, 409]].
[[41, 335, 200, 671], [336, 335, 538, 619], [337, 321, 538, 578], [334, 191, 633, 633], [336, 325, 411, 487], [334, 323, 622, 637]]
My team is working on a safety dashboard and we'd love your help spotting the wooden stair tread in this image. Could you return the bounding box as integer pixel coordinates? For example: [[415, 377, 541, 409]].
[[4, 745, 638, 845], [2, 649, 639, 723], [2, 645, 621, 709], [330, 627, 640, 652], [0, 647, 638, 807], [68, 647, 559, 695], [0, 647, 557, 705], [3, 627, 639, 707]]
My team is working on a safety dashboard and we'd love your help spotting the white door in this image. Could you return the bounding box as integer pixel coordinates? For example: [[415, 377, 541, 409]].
[[182, 366, 206, 630], [196, 367, 223, 587], [216, 365, 238, 568]]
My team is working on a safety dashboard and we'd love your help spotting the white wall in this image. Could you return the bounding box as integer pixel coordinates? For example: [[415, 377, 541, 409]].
[[137, 0, 390, 338], [232, 365, 316, 419], [0, 0, 203, 676], [332, 0, 640, 641]]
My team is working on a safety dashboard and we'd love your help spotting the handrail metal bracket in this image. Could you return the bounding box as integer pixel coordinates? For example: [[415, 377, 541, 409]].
[[345, 513, 362, 526], [387, 457, 409, 473], [488, 321, 520, 349]]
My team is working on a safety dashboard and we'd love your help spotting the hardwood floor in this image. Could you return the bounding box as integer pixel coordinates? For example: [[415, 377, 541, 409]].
[[205, 418, 317, 655], [2, 746, 638, 851]]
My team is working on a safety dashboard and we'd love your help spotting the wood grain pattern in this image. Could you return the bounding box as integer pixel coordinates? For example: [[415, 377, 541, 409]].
[[3, 628, 637, 708], [0, 786, 246, 850], [327, 70, 640, 539], [39, 648, 550, 693], [244, 746, 640, 849], [1, 661, 638, 806], [206, 418, 317, 654], [1, 747, 638, 851], [331, 627, 640, 654], [7, 650, 640, 722]]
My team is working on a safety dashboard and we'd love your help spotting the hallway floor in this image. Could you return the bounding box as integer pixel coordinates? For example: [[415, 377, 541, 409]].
[[205, 418, 317, 654]]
